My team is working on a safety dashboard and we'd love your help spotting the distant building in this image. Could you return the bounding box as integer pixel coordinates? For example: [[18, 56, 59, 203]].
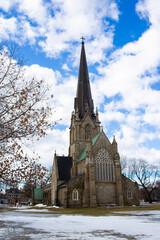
[[0, 193, 8, 204], [44, 40, 139, 207], [33, 188, 44, 205], [5, 188, 29, 205]]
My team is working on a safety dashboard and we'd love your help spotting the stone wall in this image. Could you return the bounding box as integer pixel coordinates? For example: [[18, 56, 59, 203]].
[[43, 187, 51, 206], [77, 159, 85, 174], [57, 187, 67, 207], [96, 182, 116, 205], [51, 156, 58, 205], [67, 173, 85, 208], [122, 175, 139, 205]]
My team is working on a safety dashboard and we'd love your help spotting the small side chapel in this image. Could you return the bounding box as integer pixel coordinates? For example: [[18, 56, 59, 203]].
[[43, 40, 139, 207]]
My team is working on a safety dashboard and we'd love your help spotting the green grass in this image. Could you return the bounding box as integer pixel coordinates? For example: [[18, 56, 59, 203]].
[[45, 204, 160, 216], [1, 204, 160, 216]]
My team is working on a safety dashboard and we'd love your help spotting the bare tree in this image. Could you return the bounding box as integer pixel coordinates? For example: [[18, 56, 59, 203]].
[[120, 155, 133, 179], [121, 157, 160, 203], [23, 180, 34, 199], [0, 44, 54, 186]]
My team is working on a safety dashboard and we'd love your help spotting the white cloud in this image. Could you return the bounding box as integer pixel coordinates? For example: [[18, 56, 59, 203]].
[[17, 0, 49, 25], [24, 64, 57, 88], [107, 1, 120, 21], [0, 0, 120, 60], [0, 0, 49, 24], [136, 0, 160, 26], [143, 105, 160, 129], [53, 76, 77, 125], [32, 128, 70, 168], [40, 0, 119, 59], [62, 63, 71, 71], [100, 109, 125, 124], [0, 0, 13, 11], [18, 18, 39, 45], [0, 14, 40, 44], [0, 15, 17, 40]]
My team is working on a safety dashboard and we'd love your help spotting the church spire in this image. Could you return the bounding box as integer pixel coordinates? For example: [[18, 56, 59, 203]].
[[74, 39, 95, 120]]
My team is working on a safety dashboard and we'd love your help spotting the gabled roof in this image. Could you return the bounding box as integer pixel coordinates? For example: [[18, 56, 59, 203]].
[[57, 156, 72, 181], [77, 134, 100, 162]]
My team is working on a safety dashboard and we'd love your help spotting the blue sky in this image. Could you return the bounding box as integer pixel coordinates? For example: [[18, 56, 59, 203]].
[[0, 0, 160, 167]]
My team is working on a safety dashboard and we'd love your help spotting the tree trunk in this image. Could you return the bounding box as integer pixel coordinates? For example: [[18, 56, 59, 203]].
[[145, 188, 152, 203]]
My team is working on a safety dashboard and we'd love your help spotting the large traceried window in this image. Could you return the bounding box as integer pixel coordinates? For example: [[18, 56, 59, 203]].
[[95, 148, 115, 182]]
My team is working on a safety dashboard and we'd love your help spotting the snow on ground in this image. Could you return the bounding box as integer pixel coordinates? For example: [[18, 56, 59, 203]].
[[0, 203, 59, 209], [15, 208, 50, 212], [0, 210, 159, 240], [34, 204, 47, 207]]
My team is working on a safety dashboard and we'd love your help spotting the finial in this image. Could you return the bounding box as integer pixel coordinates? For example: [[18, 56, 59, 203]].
[[100, 125, 103, 132], [112, 135, 118, 152], [113, 135, 116, 141], [81, 36, 85, 44], [112, 135, 117, 144], [96, 107, 99, 122]]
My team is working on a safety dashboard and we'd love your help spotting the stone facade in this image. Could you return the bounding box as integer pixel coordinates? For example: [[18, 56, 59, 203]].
[[96, 182, 116, 205], [44, 41, 139, 207], [43, 185, 51, 206], [122, 175, 139, 206]]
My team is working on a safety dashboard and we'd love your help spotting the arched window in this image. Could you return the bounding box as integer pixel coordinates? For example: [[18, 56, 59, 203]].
[[94, 148, 115, 182], [85, 124, 91, 139], [72, 189, 78, 201], [127, 189, 132, 199]]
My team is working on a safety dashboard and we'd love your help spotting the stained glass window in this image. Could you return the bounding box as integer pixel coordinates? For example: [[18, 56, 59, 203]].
[[95, 148, 115, 182]]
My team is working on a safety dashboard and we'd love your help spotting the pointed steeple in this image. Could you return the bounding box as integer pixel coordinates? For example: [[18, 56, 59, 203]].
[[74, 39, 95, 120]]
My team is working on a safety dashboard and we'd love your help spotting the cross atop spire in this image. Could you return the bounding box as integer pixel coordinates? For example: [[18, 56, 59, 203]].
[[74, 41, 95, 120], [81, 36, 85, 44]]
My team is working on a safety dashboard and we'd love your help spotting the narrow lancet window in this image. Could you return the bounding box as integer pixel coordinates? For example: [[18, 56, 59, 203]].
[[72, 189, 78, 200], [85, 124, 91, 139], [127, 189, 132, 199]]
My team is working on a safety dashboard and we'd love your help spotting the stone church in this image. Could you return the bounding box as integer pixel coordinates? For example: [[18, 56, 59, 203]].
[[43, 40, 139, 207]]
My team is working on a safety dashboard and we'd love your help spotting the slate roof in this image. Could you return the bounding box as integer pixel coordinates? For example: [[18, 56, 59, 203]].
[[74, 41, 95, 120], [77, 133, 100, 162], [57, 172, 85, 189], [57, 156, 72, 181], [43, 183, 51, 190]]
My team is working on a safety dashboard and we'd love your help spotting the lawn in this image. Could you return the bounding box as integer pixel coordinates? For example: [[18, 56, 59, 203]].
[[1, 203, 159, 216], [0, 204, 160, 240]]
